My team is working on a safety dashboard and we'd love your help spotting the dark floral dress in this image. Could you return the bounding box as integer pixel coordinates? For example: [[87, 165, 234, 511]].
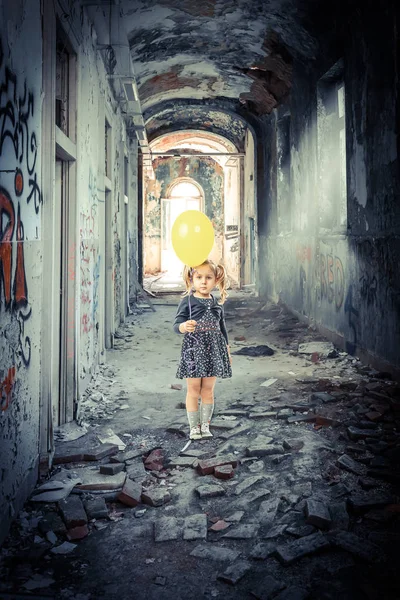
[[176, 297, 232, 379]]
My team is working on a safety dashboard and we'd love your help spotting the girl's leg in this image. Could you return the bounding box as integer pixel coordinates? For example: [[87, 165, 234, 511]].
[[186, 378, 202, 439], [199, 376, 217, 438]]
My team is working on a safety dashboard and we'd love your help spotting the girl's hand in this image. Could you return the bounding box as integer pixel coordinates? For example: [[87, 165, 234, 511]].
[[180, 319, 197, 333], [227, 345, 232, 365]]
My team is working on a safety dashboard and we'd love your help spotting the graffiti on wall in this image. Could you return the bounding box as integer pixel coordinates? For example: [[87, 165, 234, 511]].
[[316, 253, 345, 310], [0, 39, 42, 408]]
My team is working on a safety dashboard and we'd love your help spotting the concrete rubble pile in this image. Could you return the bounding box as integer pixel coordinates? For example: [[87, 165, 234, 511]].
[[1, 301, 399, 599]]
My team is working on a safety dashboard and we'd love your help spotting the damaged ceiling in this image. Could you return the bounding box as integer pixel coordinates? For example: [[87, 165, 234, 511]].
[[120, 0, 340, 142]]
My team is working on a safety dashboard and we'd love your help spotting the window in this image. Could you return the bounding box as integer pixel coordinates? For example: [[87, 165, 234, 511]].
[[317, 60, 347, 230], [55, 20, 76, 140]]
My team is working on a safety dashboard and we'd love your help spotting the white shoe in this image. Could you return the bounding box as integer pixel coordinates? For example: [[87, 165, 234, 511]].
[[201, 423, 213, 438], [189, 425, 202, 440]]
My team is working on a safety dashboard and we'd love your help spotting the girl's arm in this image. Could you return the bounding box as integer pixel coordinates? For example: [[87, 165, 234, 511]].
[[219, 305, 229, 344], [173, 297, 190, 334]]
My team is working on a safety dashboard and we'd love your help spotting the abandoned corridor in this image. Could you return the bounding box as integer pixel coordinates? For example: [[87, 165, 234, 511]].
[[0, 0, 399, 597]]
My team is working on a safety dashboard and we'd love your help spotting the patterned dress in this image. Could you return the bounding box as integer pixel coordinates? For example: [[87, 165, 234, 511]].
[[176, 297, 232, 379]]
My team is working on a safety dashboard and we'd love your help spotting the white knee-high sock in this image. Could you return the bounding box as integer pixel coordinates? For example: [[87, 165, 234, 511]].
[[200, 403, 214, 425], [187, 410, 200, 429]]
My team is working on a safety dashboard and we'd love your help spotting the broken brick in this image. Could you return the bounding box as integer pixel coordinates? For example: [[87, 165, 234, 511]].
[[99, 462, 125, 476], [118, 479, 142, 507], [66, 524, 89, 541], [218, 560, 251, 585], [276, 532, 330, 565], [84, 497, 108, 520], [337, 454, 366, 476], [83, 444, 119, 461], [196, 484, 226, 499], [305, 499, 331, 530], [58, 496, 88, 528], [141, 487, 171, 507], [214, 464, 235, 480], [197, 455, 238, 475], [144, 449, 164, 471], [283, 439, 304, 451]]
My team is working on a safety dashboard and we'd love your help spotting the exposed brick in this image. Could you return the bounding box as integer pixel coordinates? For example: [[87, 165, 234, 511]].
[[217, 560, 252, 585], [276, 532, 330, 565], [66, 524, 89, 541], [141, 487, 171, 507], [347, 426, 381, 441], [337, 454, 366, 476], [58, 496, 88, 528], [183, 514, 207, 540], [214, 464, 234, 480], [283, 439, 304, 451], [305, 499, 331, 530], [84, 444, 119, 461], [223, 523, 259, 539], [197, 455, 238, 475], [84, 497, 109, 520], [235, 475, 265, 495], [196, 484, 226, 499], [100, 462, 125, 476], [118, 479, 142, 507], [144, 449, 164, 471]]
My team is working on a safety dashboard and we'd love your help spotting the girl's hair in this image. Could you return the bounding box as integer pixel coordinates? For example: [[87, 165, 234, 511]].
[[182, 259, 230, 304]]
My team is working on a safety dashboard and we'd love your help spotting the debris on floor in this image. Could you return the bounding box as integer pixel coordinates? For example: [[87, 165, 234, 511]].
[[1, 297, 400, 600]]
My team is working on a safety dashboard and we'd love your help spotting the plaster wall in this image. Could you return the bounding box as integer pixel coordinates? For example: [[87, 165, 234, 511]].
[[262, 9, 400, 372], [0, 0, 43, 545], [243, 129, 257, 285], [223, 163, 240, 285], [144, 156, 225, 273], [76, 12, 137, 379]]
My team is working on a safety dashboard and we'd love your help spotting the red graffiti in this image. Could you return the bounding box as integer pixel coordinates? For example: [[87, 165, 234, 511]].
[[296, 245, 312, 262], [319, 253, 345, 310], [0, 366, 16, 411], [0, 188, 28, 309], [0, 188, 15, 307], [81, 313, 92, 334], [14, 204, 28, 306]]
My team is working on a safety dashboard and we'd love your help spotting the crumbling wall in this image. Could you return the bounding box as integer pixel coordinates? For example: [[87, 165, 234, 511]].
[[77, 15, 130, 378], [262, 8, 400, 372], [0, 1, 43, 545]]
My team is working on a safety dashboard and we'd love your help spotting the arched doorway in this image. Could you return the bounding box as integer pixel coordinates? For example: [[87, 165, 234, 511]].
[[161, 178, 204, 276]]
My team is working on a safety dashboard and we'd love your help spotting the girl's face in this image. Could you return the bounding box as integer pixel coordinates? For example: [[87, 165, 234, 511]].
[[192, 264, 217, 297]]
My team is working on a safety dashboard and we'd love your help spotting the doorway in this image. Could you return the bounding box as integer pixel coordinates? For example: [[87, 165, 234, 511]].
[[161, 180, 203, 276]]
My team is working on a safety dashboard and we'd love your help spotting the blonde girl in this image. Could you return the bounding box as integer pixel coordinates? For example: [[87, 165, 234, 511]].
[[173, 259, 232, 439]]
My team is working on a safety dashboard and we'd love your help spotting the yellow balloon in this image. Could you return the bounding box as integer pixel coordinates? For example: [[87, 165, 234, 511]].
[[171, 210, 214, 267]]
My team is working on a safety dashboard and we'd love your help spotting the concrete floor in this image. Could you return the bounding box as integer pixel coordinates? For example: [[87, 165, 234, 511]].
[[1, 293, 400, 600]]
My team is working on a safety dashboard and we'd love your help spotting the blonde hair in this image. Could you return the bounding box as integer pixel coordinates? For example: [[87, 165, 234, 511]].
[[182, 259, 230, 304]]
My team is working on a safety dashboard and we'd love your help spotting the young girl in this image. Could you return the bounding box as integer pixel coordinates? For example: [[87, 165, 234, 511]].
[[173, 259, 232, 440]]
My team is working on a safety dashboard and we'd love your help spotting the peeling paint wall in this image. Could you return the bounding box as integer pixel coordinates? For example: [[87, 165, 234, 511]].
[[243, 129, 257, 285], [77, 12, 136, 378], [0, 0, 43, 544], [144, 156, 224, 273], [262, 8, 400, 372]]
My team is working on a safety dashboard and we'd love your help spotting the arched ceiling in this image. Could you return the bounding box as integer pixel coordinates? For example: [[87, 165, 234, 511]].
[[120, 0, 338, 140]]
